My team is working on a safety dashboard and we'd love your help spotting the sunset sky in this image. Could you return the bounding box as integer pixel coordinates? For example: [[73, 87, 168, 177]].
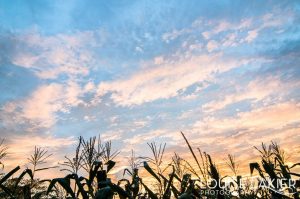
[[0, 0, 300, 176]]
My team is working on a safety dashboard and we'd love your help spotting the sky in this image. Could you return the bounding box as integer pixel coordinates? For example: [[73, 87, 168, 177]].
[[0, 0, 300, 177]]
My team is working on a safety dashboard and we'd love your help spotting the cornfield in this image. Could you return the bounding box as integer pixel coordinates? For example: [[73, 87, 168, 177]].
[[0, 132, 299, 199]]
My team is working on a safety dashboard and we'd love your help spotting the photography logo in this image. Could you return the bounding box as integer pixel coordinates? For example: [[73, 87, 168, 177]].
[[257, 178, 297, 195], [199, 177, 297, 196]]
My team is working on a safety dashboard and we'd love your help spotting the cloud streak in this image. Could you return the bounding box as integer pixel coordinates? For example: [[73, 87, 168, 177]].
[[95, 53, 250, 106], [8, 30, 101, 80]]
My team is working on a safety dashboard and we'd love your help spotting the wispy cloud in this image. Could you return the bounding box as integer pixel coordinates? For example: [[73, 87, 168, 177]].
[[202, 75, 300, 113], [10, 29, 101, 80], [123, 129, 181, 146], [2, 81, 85, 130], [194, 102, 300, 135], [95, 53, 249, 106]]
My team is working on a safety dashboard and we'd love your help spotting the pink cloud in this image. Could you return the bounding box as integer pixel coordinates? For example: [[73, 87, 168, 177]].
[[95, 53, 249, 107]]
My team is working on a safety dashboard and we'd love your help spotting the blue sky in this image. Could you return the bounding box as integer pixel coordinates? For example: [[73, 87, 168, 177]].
[[0, 0, 300, 174]]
